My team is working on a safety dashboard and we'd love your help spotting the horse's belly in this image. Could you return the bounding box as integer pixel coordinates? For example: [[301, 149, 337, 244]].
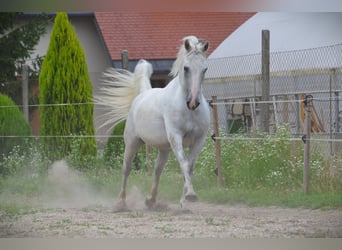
[[137, 121, 169, 147], [133, 108, 169, 147]]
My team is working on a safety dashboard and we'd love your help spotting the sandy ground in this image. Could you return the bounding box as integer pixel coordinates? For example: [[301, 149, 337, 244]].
[[1, 201, 342, 238], [0, 160, 341, 238]]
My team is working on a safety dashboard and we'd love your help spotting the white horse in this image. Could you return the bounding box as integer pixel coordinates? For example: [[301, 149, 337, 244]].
[[96, 36, 210, 210]]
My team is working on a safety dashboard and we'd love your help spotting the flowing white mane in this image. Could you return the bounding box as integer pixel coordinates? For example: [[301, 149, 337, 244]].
[[169, 36, 206, 78]]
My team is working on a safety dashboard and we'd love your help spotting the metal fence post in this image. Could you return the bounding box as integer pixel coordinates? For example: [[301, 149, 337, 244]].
[[303, 95, 313, 195], [211, 96, 223, 188]]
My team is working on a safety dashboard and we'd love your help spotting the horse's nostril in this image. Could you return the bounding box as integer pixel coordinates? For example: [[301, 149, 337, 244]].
[[187, 101, 200, 110]]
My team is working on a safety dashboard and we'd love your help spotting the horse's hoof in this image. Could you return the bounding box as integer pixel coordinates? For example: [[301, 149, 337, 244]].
[[113, 201, 130, 213], [185, 193, 198, 202]]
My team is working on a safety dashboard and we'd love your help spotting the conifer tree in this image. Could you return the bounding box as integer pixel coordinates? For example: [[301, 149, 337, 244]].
[[0, 93, 31, 169], [39, 12, 96, 161]]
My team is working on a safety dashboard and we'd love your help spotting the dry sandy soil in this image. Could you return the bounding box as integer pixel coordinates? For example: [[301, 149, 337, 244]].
[[0, 161, 341, 238]]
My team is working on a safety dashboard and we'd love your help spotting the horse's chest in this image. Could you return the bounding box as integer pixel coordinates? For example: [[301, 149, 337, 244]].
[[180, 112, 208, 135]]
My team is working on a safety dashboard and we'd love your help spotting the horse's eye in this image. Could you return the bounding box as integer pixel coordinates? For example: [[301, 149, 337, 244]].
[[184, 66, 190, 72]]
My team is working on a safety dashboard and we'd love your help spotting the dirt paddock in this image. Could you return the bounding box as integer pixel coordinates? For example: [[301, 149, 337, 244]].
[[1, 198, 341, 238], [1, 161, 341, 238]]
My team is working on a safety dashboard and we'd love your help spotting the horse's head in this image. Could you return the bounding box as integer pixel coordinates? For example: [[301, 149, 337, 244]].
[[180, 37, 209, 110]]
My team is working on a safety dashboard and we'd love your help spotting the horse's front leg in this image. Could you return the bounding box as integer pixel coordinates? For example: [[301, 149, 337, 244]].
[[184, 133, 208, 201], [145, 149, 170, 209], [168, 134, 197, 208]]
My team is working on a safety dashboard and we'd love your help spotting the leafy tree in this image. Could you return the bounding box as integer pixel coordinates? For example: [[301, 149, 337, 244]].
[[0, 93, 31, 174], [0, 12, 48, 87], [39, 12, 96, 162]]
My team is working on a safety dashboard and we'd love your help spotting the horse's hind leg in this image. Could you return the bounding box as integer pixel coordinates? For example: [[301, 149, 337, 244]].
[[116, 137, 143, 211], [145, 149, 170, 209]]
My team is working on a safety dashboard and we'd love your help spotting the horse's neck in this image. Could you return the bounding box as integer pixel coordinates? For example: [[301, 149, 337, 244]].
[[166, 76, 186, 96]]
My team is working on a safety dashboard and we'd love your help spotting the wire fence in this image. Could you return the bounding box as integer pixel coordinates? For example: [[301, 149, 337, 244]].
[[1, 43, 342, 194], [1, 44, 342, 148], [203, 43, 342, 192], [204, 43, 342, 156]]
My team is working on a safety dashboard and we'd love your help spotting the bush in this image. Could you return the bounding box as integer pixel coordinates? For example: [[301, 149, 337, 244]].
[[220, 126, 303, 190], [103, 121, 146, 171], [0, 93, 31, 175], [39, 12, 96, 161], [103, 121, 125, 168]]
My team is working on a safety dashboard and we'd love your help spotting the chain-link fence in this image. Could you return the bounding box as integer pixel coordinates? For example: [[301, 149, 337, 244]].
[[204, 43, 342, 155], [204, 44, 342, 192]]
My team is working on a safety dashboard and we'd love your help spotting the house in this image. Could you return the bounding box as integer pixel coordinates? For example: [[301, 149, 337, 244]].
[[25, 12, 255, 136], [94, 12, 254, 87]]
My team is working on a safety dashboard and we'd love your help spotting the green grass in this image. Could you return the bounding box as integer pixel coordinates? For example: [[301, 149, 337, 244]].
[[0, 167, 341, 213], [0, 125, 341, 212], [197, 187, 342, 209]]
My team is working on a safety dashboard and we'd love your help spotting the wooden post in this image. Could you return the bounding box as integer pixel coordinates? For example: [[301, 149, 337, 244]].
[[294, 94, 301, 133], [303, 95, 313, 195], [22, 64, 29, 123], [260, 30, 270, 133], [121, 50, 129, 70], [212, 96, 223, 188]]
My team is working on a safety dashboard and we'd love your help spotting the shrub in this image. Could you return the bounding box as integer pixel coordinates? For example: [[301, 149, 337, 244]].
[[196, 126, 304, 191], [103, 121, 125, 169], [0, 93, 31, 175], [39, 12, 96, 162], [220, 126, 303, 190], [103, 121, 146, 170]]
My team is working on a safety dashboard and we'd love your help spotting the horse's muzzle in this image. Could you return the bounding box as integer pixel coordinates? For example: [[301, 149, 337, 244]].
[[187, 101, 200, 110]]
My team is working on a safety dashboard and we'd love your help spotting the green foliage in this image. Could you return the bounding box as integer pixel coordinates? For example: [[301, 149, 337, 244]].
[[221, 126, 301, 190], [103, 121, 126, 169], [0, 12, 49, 83], [0, 94, 31, 175], [196, 125, 342, 194], [103, 121, 147, 171], [0, 139, 51, 177], [39, 12, 96, 162], [0, 124, 341, 209]]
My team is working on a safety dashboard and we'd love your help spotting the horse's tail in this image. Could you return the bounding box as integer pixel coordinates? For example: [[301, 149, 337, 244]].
[[95, 59, 153, 133]]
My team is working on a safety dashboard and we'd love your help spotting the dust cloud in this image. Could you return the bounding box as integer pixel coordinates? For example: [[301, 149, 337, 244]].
[[38, 160, 112, 208], [38, 160, 148, 210]]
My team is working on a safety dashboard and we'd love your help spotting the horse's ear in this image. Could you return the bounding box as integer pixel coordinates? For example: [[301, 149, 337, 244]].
[[184, 39, 191, 52], [202, 41, 209, 52]]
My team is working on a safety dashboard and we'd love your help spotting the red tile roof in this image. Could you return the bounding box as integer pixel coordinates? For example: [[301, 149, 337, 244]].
[[95, 12, 255, 60]]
